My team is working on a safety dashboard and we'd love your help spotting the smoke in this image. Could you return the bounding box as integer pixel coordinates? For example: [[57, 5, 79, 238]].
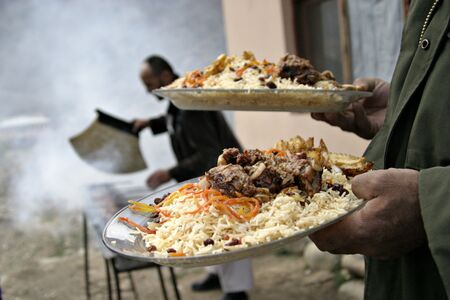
[[0, 0, 226, 225]]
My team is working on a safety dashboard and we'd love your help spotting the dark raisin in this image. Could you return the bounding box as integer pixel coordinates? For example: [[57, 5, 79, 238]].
[[234, 77, 243, 82], [258, 77, 266, 82], [148, 212, 159, 219], [225, 238, 241, 246], [154, 193, 170, 205], [147, 245, 157, 252], [266, 81, 277, 89], [229, 67, 235, 72], [166, 248, 176, 253], [203, 238, 215, 246], [330, 184, 349, 196]]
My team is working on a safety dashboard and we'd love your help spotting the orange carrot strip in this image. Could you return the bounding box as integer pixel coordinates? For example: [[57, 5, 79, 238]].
[[118, 217, 156, 234], [169, 252, 186, 257], [185, 196, 202, 214], [243, 199, 260, 220], [236, 66, 248, 77], [158, 209, 172, 218], [264, 148, 286, 157]]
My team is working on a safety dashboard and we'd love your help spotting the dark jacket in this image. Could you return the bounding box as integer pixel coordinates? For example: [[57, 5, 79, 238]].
[[363, 0, 450, 298], [149, 103, 241, 182]]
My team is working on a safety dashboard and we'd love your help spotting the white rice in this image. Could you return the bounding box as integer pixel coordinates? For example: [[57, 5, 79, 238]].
[[167, 55, 339, 90], [139, 169, 362, 257]]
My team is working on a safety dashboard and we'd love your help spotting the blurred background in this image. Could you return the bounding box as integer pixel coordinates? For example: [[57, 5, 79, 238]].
[[0, 0, 406, 299]]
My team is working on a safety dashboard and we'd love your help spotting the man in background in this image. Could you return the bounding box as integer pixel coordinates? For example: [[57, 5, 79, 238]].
[[132, 55, 253, 300]]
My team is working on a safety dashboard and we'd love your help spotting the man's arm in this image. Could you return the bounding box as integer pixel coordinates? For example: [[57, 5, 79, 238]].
[[132, 115, 168, 134]]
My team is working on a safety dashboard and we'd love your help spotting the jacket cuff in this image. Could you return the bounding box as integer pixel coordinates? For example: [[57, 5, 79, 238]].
[[149, 116, 167, 135], [168, 166, 184, 182], [419, 166, 450, 296]]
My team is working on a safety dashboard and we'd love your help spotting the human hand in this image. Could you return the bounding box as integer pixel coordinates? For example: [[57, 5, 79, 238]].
[[309, 168, 426, 259], [146, 169, 171, 189], [131, 118, 150, 133], [311, 78, 390, 139]]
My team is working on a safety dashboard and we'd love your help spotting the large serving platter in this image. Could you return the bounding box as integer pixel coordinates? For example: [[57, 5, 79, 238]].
[[153, 88, 372, 112], [103, 178, 364, 268]]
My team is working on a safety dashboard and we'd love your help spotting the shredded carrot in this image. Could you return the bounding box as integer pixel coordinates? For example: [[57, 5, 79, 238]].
[[118, 217, 156, 234], [265, 65, 278, 76], [264, 148, 286, 157], [179, 183, 196, 193], [185, 196, 202, 214], [169, 252, 186, 257], [145, 183, 261, 222], [235, 66, 249, 77], [157, 209, 172, 218]]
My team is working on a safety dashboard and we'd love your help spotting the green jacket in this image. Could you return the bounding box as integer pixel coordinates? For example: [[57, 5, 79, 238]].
[[363, 0, 450, 298]]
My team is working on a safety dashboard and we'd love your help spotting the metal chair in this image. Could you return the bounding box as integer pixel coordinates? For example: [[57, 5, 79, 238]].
[[83, 183, 181, 300]]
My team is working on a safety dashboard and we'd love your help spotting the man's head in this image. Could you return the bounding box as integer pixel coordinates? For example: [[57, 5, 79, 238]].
[[140, 55, 175, 95]]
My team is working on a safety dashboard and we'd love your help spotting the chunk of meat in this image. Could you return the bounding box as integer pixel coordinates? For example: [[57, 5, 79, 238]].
[[207, 148, 323, 199], [236, 149, 265, 166], [277, 54, 335, 85], [206, 165, 256, 197], [218, 148, 240, 165], [252, 167, 283, 193]]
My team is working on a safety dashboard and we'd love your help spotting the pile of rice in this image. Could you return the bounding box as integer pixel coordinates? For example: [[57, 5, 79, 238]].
[[139, 169, 362, 257], [167, 53, 339, 90]]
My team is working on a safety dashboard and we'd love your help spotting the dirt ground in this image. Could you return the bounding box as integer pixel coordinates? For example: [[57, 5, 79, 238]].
[[0, 146, 340, 300]]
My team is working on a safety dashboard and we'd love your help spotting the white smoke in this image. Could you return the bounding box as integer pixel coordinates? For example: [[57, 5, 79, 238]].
[[0, 0, 226, 224]]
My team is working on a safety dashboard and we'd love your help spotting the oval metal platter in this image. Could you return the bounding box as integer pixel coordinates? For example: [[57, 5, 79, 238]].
[[103, 178, 365, 268]]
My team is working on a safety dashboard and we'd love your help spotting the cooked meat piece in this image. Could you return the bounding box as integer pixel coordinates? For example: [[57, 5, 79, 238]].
[[252, 167, 283, 193], [218, 148, 240, 165], [206, 164, 256, 197], [208, 148, 323, 199], [298, 166, 322, 196], [236, 149, 265, 166], [277, 54, 335, 85]]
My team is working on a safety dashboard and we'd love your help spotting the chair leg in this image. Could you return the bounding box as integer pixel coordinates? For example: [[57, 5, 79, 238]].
[[104, 259, 113, 300], [156, 266, 169, 300], [169, 267, 181, 300], [112, 260, 122, 300], [83, 213, 91, 300], [127, 272, 139, 300]]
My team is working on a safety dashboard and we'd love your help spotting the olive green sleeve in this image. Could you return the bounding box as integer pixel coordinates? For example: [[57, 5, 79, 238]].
[[419, 166, 450, 296]]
